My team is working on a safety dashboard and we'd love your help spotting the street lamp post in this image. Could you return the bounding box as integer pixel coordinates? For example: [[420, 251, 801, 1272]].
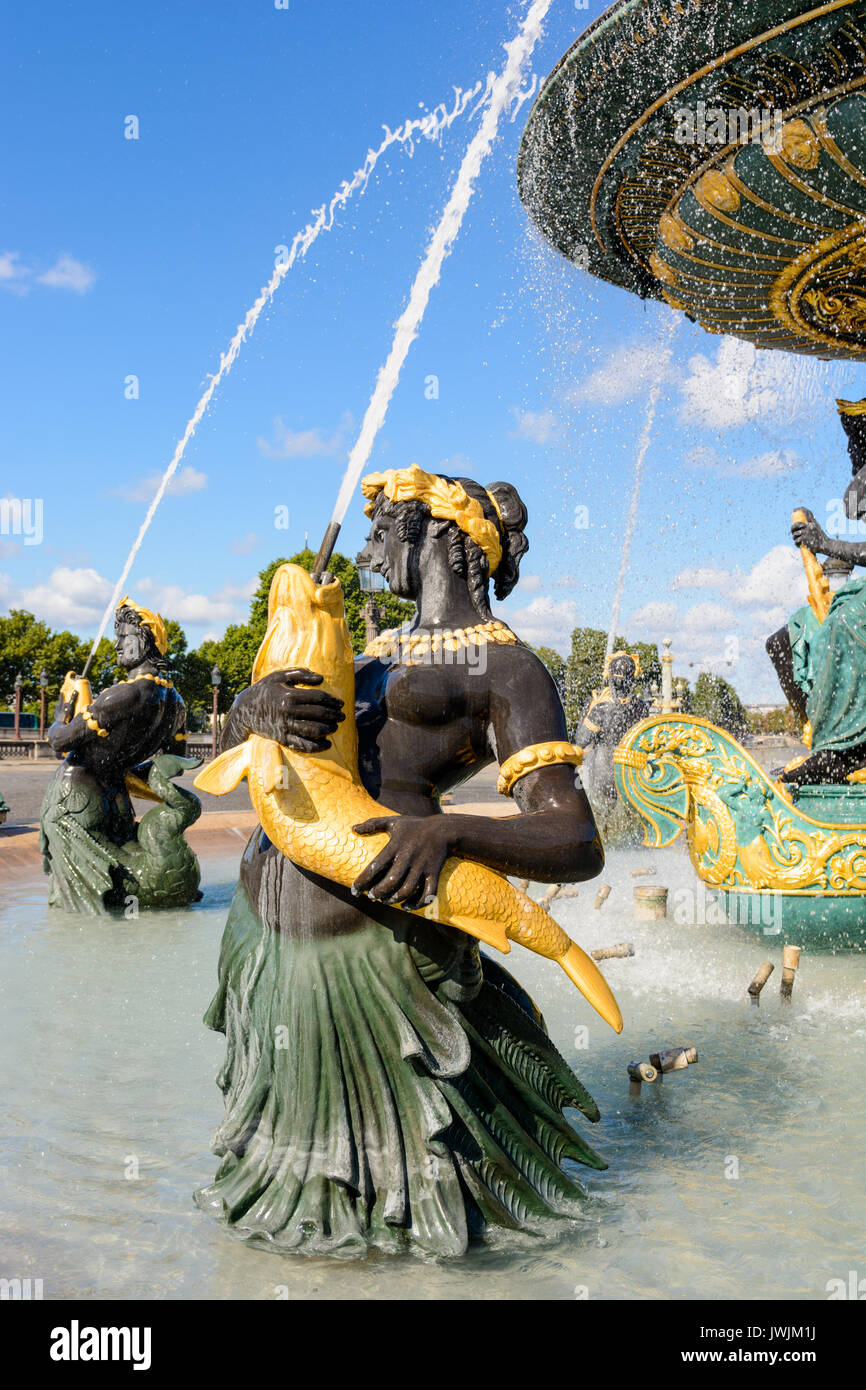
[[356, 542, 385, 648], [211, 665, 222, 761], [661, 637, 674, 714], [39, 670, 49, 740], [13, 672, 23, 741]]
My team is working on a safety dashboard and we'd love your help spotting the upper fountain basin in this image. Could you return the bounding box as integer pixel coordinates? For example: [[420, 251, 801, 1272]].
[[518, 0, 866, 359]]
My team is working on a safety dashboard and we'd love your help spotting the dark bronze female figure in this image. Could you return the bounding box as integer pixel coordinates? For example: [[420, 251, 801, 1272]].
[[196, 469, 608, 1257]]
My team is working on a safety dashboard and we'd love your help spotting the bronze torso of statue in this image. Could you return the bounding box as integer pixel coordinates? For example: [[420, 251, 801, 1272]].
[[40, 599, 201, 913], [767, 399, 866, 787], [575, 653, 649, 803], [196, 468, 609, 1258]]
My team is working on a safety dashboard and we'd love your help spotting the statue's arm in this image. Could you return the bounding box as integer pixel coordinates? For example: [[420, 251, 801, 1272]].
[[46, 680, 144, 753], [219, 669, 344, 754], [791, 509, 866, 565], [573, 697, 602, 749], [352, 647, 604, 907], [442, 648, 604, 883]]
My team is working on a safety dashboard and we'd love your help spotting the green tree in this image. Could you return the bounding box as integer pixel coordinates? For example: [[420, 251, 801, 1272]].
[[691, 672, 748, 737], [191, 550, 414, 707], [532, 646, 566, 702], [630, 640, 661, 699], [0, 610, 117, 711]]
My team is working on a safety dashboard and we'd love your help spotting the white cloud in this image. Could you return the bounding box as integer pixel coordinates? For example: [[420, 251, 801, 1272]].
[[499, 595, 579, 649], [519, 574, 543, 594], [678, 338, 841, 431], [136, 577, 255, 627], [684, 443, 803, 478], [628, 600, 678, 631], [569, 344, 676, 407], [739, 449, 803, 478], [439, 453, 474, 474], [258, 412, 351, 460], [734, 545, 805, 608], [1, 568, 255, 635], [510, 408, 562, 446], [231, 532, 261, 556], [671, 546, 806, 612], [36, 255, 96, 294], [118, 465, 208, 503], [680, 601, 738, 634], [628, 544, 812, 700], [0, 252, 22, 280], [0, 250, 98, 296], [0, 251, 29, 292], [671, 566, 733, 592], [17, 566, 114, 629]]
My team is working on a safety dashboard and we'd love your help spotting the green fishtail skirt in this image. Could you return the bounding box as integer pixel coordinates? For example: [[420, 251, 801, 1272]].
[[195, 883, 605, 1257]]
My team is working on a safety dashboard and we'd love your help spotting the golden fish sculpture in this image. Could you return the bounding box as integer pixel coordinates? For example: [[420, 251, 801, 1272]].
[[195, 564, 622, 1032]]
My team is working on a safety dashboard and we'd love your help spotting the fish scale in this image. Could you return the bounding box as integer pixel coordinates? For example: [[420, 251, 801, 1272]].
[[195, 564, 621, 1032]]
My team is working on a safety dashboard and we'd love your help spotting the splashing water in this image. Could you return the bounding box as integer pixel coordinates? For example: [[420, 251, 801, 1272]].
[[81, 79, 510, 675], [605, 314, 678, 661], [329, 0, 554, 532]]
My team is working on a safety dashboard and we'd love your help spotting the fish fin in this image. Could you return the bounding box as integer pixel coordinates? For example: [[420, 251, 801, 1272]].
[[433, 912, 511, 955], [193, 742, 251, 795], [557, 940, 623, 1034], [261, 742, 288, 794]]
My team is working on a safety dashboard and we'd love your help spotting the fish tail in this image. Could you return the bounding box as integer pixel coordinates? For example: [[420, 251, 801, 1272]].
[[194, 742, 252, 796], [557, 941, 623, 1034]]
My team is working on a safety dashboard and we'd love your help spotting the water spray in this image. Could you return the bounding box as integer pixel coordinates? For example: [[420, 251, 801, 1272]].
[[311, 0, 555, 576], [605, 313, 678, 662], [80, 81, 499, 676]]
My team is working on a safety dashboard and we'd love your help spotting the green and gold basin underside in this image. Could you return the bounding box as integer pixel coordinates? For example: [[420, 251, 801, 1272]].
[[519, 0, 866, 359], [615, 713, 866, 946]]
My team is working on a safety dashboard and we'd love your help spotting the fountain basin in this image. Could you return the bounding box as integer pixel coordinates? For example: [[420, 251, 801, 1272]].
[[2, 842, 865, 1297], [518, 0, 866, 359]]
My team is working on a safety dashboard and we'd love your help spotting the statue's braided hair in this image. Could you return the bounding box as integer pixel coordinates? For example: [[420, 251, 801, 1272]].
[[370, 476, 528, 620]]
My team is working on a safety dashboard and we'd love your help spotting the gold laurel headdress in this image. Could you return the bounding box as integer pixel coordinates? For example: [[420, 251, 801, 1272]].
[[361, 464, 503, 574], [837, 399, 866, 417], [116, 596, 168, 656], [603, 649, 641, 678]]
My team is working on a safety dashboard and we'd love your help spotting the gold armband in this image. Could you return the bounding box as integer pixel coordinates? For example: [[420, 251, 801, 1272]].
[[582, 716, 601, 734], [83, 707, 109, 739], [497, 741, 584, 797]]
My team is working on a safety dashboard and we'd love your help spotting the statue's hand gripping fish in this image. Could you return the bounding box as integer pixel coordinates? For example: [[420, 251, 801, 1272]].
[[195, 564, 622, 1032]]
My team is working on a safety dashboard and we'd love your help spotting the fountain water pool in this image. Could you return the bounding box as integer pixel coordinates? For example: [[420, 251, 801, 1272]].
[[2, 845, 863, 1299]]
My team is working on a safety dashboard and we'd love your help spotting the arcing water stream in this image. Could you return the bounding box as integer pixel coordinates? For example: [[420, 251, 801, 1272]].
[[328, 0, 554, 539], [605, 314, 678, 662], [81, 73, 533, 674]]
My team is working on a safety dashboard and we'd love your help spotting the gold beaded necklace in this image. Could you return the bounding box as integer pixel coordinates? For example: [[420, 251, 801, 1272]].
[[365, 620, 519, 664]]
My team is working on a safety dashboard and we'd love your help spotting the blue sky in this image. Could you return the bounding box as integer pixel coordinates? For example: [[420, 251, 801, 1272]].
[[3, 0, 864, 701]]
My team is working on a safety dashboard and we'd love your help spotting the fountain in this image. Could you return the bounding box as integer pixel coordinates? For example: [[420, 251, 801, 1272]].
[[517, 0, 866, 360], [6, 0, 866, 1302], [519, 0, 866, 945]]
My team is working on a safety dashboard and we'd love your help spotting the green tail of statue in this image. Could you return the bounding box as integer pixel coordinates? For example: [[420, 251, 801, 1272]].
[[195, 885, 604, 1257]]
